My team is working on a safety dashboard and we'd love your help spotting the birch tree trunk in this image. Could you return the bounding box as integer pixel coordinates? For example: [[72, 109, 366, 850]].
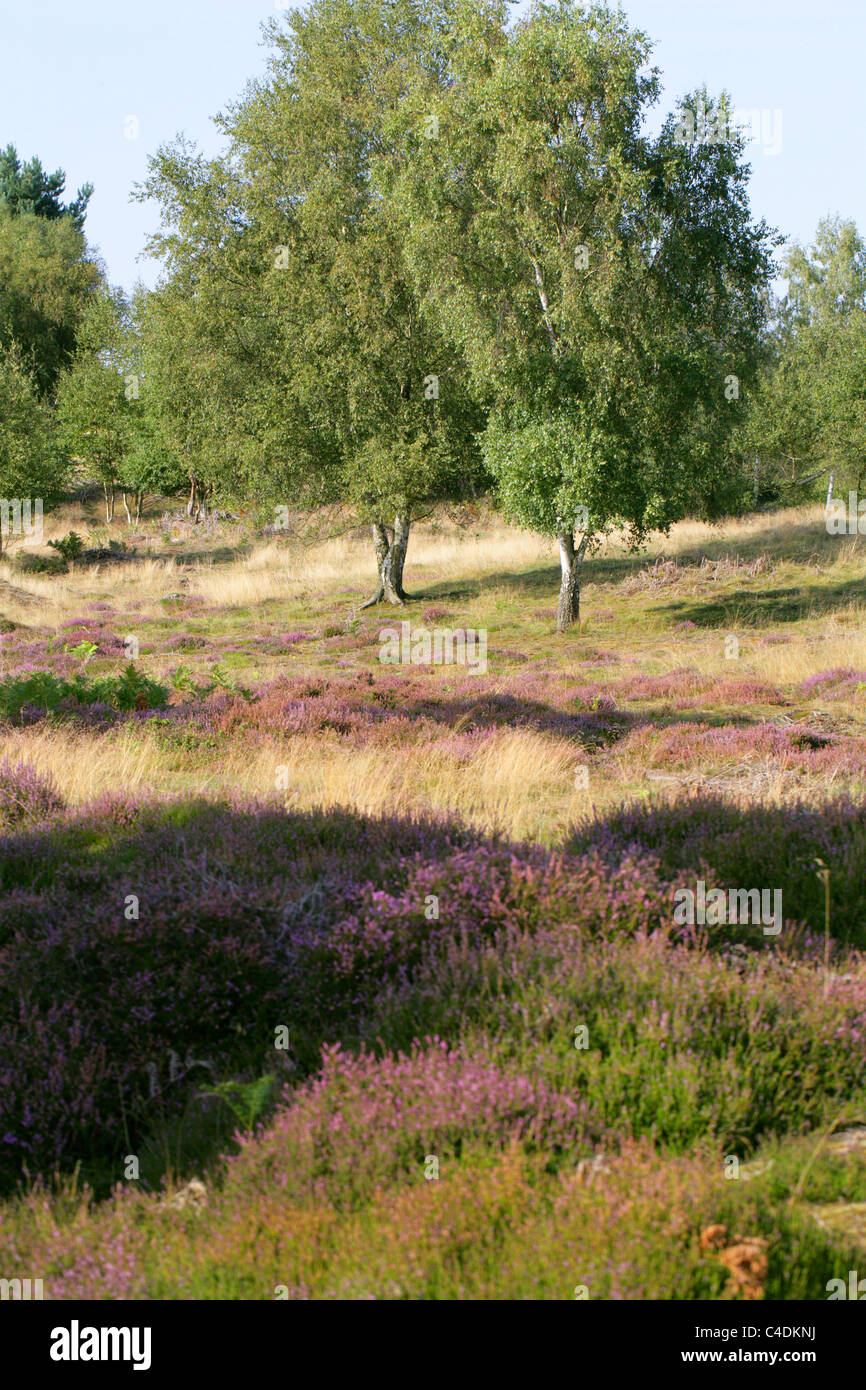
[[556, 527, 589, 631], [360, 512, 412, 607]]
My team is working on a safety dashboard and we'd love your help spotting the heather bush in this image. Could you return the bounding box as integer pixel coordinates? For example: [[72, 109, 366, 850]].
[[799, 668, 866, 700], [614, 720, 866, 777], [223, 1041, 590, 1209], [2, 794, 866, 1191], [366, 927, 866, 1150], [0, 757, 64, 827], [568, 792, 866, 946], [5, 1135, 860, 1300]]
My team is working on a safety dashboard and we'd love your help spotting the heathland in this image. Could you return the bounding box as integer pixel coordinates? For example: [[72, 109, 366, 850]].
[[1, 499, 866, 1299]]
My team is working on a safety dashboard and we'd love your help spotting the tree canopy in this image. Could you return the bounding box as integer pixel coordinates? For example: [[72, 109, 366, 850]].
[[744, 217, 866, 501], [0, 144, 92, 230], [396, 5, 778, 624], [126, 0, 781, 623], [0, 209, 100, 398]]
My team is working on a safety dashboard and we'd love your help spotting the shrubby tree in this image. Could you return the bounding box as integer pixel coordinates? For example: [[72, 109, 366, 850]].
[[58, 284, 186, 527], [0, 345, 63, 554], [120, 408, 184, 528], [0, 209, 99, 397], [135, 276, 250, 521], [56, 286, 133, 522], [398, 8, 778, 627]]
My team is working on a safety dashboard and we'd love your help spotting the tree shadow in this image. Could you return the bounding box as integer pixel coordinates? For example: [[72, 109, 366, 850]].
[[166, 543, 253, 567], [657, 575, 866, 629], [412, 513, 866, 608]]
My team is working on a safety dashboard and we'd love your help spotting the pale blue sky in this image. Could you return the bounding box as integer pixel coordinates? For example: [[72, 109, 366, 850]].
[[2, 0, 863, 292]]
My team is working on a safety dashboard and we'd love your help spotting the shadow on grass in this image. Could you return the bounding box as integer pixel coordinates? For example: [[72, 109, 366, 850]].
[[2, 789, 866, 1200], [412, 514, 865, 611], [658, 574, 866, 628]]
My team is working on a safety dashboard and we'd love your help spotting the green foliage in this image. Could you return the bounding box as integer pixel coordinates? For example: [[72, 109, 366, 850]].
[[12, 551, 66, 575], [0, 144, 92, 230], [0, 666, 169, 721], [55, 287, 133, 489], [121, 397, 185, 502], [132, 280, 240, 508], [169, 663, 254, 703], [743, 217, 866, 499], [200, 1075, 278, 1135], [399, 13, 777, 545], [0, 209, 99, 397], [54, 285, 185, 520], [136, 0, 491, 523], [0, 344, 64, 552], [47, 531, 85, 562], [66, 641, 98, 663]]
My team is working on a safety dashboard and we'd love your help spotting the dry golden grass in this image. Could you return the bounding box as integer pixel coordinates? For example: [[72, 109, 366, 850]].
[[662, 503, 852, 559], [185, 523, 556, 608], [0, 517, 555, 623], [0, 556, 183, 629], [2, 502, 862, 627], [0, 721, 595, 841], [2, 501, 863, 840]]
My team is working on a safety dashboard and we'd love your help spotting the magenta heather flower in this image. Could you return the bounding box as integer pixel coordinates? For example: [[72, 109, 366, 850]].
[[224, 1040, 590, 1205], [0, 758, 64, 827]]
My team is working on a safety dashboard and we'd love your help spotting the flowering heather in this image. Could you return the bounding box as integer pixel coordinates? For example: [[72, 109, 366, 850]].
[[4, 1128, 857, 1300], [0, 757, 64, 827], [225, 1041, 589, 1208], [1, 649, 82, 679], [2, 792, 866, 1190], [367, 919, 866, 1147], [614, 720, 866, 777], [711, 679, 788, 705], [611, 670, 716, 701], [118, 671, 627, 747], [579, 648, 619, 666], [568, 791, 866, 947], [54, 625, 128, 657], [799, 668, 866, 700]]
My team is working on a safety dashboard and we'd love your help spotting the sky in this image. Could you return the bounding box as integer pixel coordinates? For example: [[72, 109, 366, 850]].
[[1, 0, 864, 293]]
